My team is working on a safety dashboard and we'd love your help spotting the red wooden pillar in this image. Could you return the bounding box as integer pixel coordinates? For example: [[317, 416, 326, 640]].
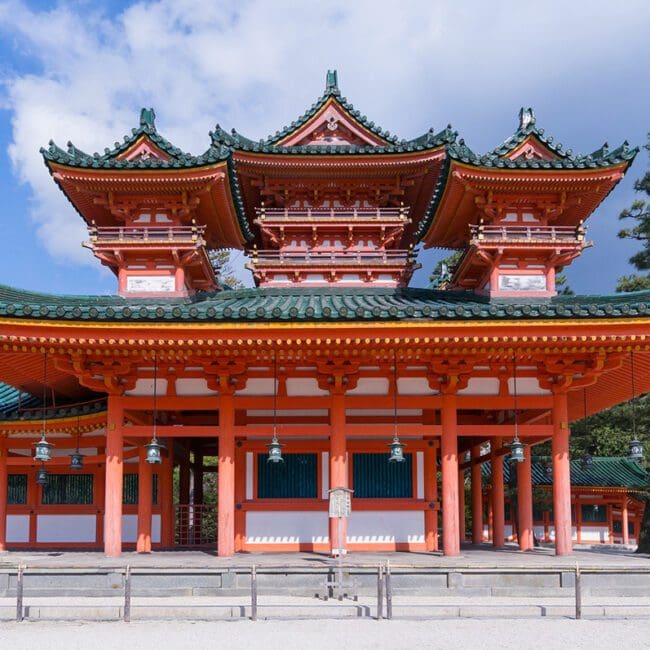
[[0, 443, 7, 552], [622, 499, 630, 545], [441, 392, 460, 556], [458, 469, 466, 541], [104, 396, 124, 557], [329, 392, 347, 556], [552, 391, 573, 556], [95, 449, 105, 547], [471, 445, 483, 544], [491, 439, 505, 548], [218, 393, 235, 557], [137, 446, 153, 553], [424, 441, 438, 551], [179, 440, 191, 505], [517, 453, 534, 551], [160, 439, 174, 546]]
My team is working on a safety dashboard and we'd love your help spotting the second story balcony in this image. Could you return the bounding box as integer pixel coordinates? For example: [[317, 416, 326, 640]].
[[469, 222, 588, 245]]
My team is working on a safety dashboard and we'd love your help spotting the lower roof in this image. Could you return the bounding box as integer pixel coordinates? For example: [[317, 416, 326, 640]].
[[0, 284, 649, 323]]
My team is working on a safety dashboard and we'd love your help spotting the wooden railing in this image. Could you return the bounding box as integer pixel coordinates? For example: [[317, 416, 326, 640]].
[[255, 206, 410, 222], [88, 224, 206, 243], [469, 223, 585, 243], [250, 248, 415, 265]]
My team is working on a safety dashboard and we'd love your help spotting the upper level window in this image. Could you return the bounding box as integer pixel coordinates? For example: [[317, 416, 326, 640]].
[[257, 453, 317, 499], [42, 474, 94, 505], [352, 453, 413, 498]]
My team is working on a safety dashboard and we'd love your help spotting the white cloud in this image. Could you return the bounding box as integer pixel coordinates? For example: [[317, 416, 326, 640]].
[[0, 0, 648, 288]]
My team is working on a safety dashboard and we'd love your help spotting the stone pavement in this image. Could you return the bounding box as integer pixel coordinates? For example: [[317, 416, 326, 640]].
[[0, 542, 647, 570]]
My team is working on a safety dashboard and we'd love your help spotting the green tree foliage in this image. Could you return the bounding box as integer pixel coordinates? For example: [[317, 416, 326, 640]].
[[616, 135, 650, 291], [428, 250, 463, 288], [208, 249, 244, 289]]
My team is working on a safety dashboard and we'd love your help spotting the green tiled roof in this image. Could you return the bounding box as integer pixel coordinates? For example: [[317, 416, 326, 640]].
[[0, 284, 648, 323], [41, 108, 230, 170], [441, 107, 637, 171], [0, 382, 39, 414], [209, 70, 457, 154], [0, 397, 106, 423], [414, 109, 638, 244], [483, 457, 650, 489]]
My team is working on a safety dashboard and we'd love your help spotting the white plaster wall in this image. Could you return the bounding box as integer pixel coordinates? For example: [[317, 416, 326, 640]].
[[347, 378, 389, 395], [347, 511, 424, 543], [246, 452, 254, 500], [236, 378, 275, 396], [7, 515, 29, 543], [246, 511, 329, 544], [121, 514, 161, 543], [579, 527, 610, 542], [459, 377, 500, 396], [416, 452, 424, 499], [286, 378, 329, 397], [507, 377, 551, 395], [397, 377, 438, 395], [125, 378, 167, 397], [175, 378, 218, 396], [37, 515, 96, 543], [321, 452, 329, 499]]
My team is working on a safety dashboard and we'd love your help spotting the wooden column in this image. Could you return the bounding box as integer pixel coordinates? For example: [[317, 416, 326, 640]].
[[458, 469, 466, 542], [160, 440, 174, 546], [622, 499, 630, 545], [552, 391, 573, 556], [218, 393, 235, 557], [136, 447, 153, 553], [471, 445, 483, 544], [0, 443, 7, 552], [95, 448, 105, 547], [491, 439, 505, 548], [179, 440, 191, 505], [441, 393, 460, 556], [329, 392, 347, 556], [517, 453, 534, 551], [104, 396, 124, 557], [423, 441, 438, 551]]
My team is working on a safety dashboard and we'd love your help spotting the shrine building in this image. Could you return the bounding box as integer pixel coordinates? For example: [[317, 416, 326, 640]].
[[0, 71, 648, 558]]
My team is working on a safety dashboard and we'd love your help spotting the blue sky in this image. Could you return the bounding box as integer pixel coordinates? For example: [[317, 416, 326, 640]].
[[0, 0, 649, 296]]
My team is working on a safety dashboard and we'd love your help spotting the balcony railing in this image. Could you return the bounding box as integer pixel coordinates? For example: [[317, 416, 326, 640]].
[[255, 206, 410, 222], [250, 248, 415, 266], [469, 223, 586, 243], [88, 224, 206, 244]]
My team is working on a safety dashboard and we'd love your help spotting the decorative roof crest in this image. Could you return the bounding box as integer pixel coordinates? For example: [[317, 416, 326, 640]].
[[518, 107, 536, 130]]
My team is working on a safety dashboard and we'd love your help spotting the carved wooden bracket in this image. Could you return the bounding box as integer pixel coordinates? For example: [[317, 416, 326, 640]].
[[316, 359, 360, 394], [202, 360, 248, 394], [427, 357, 473, 394], [55, 354, 137, 395]]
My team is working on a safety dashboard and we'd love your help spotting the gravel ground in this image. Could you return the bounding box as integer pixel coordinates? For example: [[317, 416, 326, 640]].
[[1, 618, 650, 650]]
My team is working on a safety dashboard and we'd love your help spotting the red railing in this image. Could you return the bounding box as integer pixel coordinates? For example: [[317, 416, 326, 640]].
[[255, 206, 410, 221], [250, 248, 415, 265], [175, 504, 217, 546], [469, 223, 586, 242], [88, 224, 206, 243]]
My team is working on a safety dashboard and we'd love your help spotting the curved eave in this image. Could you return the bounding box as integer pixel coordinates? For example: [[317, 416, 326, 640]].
[[417, 158, 634, 249], [45, 161, 250, 248]]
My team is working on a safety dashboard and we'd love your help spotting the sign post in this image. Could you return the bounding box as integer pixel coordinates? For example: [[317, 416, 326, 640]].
[[328, 487, 353, 599]]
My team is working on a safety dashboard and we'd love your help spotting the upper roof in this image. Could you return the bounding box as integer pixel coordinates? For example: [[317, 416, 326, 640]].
[[42, 108, 230, 170], [210, 70, 457, 155], [0, 283, 648, 323], [445, 108, 637, 170]]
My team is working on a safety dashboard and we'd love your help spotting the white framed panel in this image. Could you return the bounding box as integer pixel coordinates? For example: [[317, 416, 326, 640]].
[[246, 511, 329, 544], [346, 511, 424, 543], [37, 515, 96, 543], [7, 515, 30, 543]]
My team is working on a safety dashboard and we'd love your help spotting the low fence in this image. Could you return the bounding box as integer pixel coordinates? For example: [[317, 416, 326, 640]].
[[3, 563, 650, 622]]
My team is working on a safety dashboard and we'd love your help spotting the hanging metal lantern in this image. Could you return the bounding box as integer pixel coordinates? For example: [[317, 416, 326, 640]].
[[544, 463, 553, 479], [34, 436, 53, 462], [36, 465, 48, 486], [508, 436, 525, 463], [388, 437, 406, 463], [145, 438, 165, 464], [267, 436, 284, 463], [629, 438, 644, 462], [581, 452, 594, 469], [69, 451, 84, 470]]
